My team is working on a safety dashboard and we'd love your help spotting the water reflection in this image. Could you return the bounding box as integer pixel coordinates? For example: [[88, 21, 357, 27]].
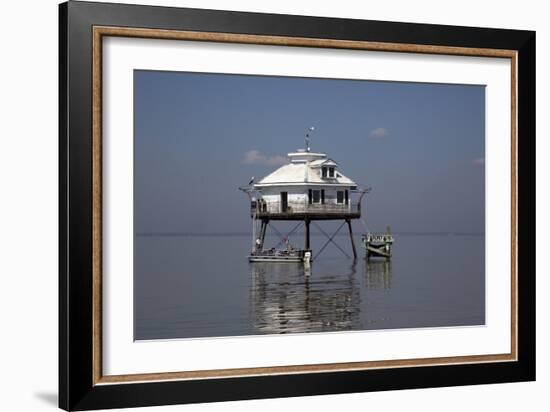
[[134, 234, 485, 339], [363, 260, 393, 290], [249, 262, 361, 334]]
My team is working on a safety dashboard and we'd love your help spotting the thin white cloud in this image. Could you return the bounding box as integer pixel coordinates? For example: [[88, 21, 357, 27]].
[[242, 150, 287, 166], [472, 157, 485, 165], [369, 127, 389, 139]]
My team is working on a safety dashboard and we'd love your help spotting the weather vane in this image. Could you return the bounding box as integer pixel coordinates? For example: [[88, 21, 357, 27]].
[[305, 126, 315, 152]]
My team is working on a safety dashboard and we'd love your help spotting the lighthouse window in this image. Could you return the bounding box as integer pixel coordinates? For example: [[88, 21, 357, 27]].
[[337, 191, 344, 204], [321, 167, 327, 178], [312, 190, 321, 203], [329, 167, 335, 177]]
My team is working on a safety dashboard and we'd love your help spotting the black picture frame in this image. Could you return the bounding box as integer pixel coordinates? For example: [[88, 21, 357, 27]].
[[59, 1, 535, 410]]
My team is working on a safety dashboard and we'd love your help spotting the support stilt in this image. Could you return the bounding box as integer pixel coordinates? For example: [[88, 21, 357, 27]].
[[260, 219, 268, 248], [256, 219, 263, 251], [305, 218, 310, 250], [347, 219, 357, 260]]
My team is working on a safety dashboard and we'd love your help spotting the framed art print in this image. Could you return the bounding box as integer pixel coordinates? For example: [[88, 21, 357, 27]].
[[59, 1, 535, 410]]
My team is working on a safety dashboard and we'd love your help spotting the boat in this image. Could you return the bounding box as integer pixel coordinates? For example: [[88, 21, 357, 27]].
[[248, 248, 312, 263], [362, 231, 394, 260]]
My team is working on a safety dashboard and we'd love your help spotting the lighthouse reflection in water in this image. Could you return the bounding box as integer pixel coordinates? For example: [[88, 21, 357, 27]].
[[252, 262, 356, 334], [250, 259, 392, 334]]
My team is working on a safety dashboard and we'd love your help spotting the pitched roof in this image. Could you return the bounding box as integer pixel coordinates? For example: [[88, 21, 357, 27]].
[[254, 151, 356, 188]]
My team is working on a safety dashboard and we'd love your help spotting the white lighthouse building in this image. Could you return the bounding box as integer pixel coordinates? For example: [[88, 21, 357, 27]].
[[253, 149, 358, 216], [242, 132, 368, 261]]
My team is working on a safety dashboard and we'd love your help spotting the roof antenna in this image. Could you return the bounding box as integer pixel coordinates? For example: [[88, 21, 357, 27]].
[[305, 127, 315, 152]]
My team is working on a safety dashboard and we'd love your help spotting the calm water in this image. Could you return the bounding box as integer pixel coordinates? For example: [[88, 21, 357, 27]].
[[134, 232, 485, 340]]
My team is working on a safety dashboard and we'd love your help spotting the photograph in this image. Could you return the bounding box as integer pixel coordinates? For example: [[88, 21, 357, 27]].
[[133, 70, 486, 340]]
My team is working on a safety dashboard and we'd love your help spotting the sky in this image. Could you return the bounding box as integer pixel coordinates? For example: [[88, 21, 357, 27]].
[[134, 70, 485, 234]]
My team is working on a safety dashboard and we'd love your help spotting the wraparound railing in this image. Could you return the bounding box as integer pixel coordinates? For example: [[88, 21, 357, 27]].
[[251, 200, 361, 215]]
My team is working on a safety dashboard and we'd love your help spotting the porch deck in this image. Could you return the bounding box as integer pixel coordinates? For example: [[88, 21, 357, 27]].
[[251, 200, 361, 220]]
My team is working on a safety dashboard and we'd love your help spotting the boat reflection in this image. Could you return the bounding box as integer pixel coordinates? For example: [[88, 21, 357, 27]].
[[363, 260, 393, 290], [249, 262, 360, 334]]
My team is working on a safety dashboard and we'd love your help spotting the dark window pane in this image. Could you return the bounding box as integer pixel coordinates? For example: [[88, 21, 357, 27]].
[[312, 190, 320, 203]]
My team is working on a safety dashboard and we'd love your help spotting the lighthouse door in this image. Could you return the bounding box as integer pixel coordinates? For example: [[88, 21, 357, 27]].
[[280, 192, 288, 213]]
